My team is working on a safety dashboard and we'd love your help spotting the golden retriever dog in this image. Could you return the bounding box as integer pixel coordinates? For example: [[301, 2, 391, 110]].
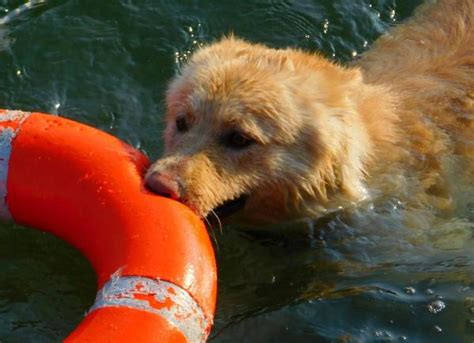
[[146, 0, 473, 224]]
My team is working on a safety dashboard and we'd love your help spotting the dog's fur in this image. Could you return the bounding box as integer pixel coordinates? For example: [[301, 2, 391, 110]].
[[146, 0, 473, 224]]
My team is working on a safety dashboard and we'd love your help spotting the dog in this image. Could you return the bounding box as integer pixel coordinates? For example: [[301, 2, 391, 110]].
[[145, 0, 473, 225]]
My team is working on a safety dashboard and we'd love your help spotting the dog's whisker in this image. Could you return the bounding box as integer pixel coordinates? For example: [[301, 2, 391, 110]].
[[202, 215, 220, 251], [209, 209, 223, 235]]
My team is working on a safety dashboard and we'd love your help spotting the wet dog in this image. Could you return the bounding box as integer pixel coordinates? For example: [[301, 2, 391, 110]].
[[146, 0, 473, 224]]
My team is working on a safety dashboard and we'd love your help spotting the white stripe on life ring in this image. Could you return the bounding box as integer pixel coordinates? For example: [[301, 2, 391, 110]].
[[89, 275, 210, 343], [0, 110, 31, 220]]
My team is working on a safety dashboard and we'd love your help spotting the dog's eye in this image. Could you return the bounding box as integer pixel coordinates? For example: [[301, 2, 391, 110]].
[[222, 131, 254, 150], [175, 117, 189, 133]]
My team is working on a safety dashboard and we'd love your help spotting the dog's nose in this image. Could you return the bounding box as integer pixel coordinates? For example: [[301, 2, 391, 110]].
[[146, 171, 181, 200]]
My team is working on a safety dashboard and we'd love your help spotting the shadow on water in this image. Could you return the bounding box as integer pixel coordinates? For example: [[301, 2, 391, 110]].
[[0, 0, 473, 342]]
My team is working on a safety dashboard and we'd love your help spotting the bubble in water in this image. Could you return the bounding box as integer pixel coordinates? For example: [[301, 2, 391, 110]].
[[374, 330, 392, 339], [428, 300, 446, 314], [404, 286, 416, 295], [323, 19, 329, 34], [389, 9, 396, 20]]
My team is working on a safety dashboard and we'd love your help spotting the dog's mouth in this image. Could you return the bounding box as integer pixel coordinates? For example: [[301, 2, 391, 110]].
[[208, 194, 248, 220]]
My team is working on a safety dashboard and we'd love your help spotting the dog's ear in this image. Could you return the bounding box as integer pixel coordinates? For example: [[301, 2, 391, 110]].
[[215, 35, 296, 72], [257, 53, 295, 72], [277, 55, 295, 72]]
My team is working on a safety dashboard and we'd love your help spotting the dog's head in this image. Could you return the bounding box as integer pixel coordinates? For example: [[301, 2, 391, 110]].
[[146, 37, 373, 223]]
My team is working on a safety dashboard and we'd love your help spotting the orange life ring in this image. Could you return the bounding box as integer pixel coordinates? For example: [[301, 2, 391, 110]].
[[0, 109, 217, 342]]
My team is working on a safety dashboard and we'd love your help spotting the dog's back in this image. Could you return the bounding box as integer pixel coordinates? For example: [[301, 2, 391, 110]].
[[359, 0, 473, 161], [359, 0, 473, 89], [355, 0, 474, 213]]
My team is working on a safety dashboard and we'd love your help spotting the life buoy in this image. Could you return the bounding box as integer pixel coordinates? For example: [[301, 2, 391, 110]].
[[0, 109, 217, 342]]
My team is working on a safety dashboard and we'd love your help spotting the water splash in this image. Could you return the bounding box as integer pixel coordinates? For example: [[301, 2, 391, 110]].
[[0, 0, 47, 26]]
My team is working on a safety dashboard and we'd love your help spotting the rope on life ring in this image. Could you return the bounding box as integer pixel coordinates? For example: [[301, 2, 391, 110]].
[[0, 109, 217, 343]]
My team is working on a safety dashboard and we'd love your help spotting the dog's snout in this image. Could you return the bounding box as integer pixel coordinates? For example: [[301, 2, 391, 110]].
[[146, 171, 181, 200]]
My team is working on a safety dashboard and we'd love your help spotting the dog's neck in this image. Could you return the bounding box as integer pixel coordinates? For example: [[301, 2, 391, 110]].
[[322, 64, 403, 204], [309, 63, 415, 212], [350, 66, 459, 212], [350, 75, 408, 200], [281, 61, 405, 217]]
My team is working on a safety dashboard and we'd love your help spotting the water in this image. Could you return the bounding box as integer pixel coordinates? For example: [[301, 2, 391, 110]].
[[0, 0, 473, 342]]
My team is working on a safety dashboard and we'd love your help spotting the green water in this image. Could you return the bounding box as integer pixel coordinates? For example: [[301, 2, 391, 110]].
[[0, 0, 473, 342]]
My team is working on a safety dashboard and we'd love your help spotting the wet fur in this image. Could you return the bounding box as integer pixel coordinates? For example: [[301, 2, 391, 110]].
[[147, 0, 474, 223]]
